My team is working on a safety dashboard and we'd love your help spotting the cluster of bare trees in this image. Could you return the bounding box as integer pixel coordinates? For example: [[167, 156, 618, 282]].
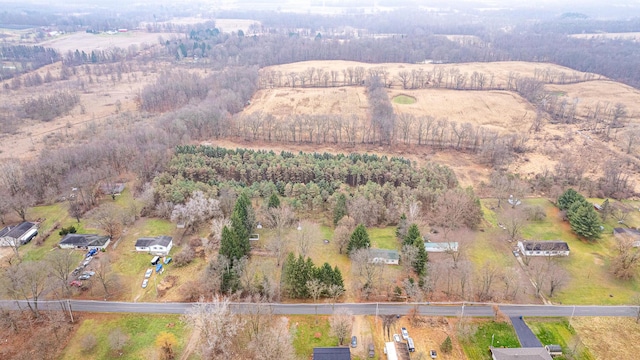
[[20, 90, 80, 121], [182, 297, 295, 360]]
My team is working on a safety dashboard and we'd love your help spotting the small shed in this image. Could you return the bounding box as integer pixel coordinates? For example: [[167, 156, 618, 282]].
[[545, 345, 562, 357]]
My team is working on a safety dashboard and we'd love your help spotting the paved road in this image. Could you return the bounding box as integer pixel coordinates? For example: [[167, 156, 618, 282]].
[[0, 300, 638, 318], [510, 316, 542, 347]]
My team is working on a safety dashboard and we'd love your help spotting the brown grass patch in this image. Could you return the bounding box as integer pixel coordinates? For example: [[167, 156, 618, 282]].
[[572, 317, 640, 359]]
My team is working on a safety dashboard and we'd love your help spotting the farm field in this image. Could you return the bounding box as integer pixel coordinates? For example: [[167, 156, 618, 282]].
[[35, 31, 176, 53]]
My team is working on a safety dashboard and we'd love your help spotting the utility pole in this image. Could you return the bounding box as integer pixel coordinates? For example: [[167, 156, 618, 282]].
[[67, 299, 74, 323]]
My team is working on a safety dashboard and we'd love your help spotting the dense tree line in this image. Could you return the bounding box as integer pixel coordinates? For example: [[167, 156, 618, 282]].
[[0, 45, 59, 81]]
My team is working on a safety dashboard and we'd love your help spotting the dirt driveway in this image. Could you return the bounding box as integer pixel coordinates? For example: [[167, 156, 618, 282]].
[[351, 315, 374, 358]]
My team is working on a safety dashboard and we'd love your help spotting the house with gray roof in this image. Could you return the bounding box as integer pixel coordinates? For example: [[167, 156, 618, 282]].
[[517, 241, 569, 257], [59, 234, 110, 250], [369, 249, 400, 265], [424, 242, 458, 252], [135, 235, 173, 256]]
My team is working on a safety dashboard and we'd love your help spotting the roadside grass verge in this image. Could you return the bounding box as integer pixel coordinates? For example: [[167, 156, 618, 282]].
[[526, 318, 595, 360], [60, 313, 188, 360], [460, 319, 520, 360], [290, 315, 339, 357]]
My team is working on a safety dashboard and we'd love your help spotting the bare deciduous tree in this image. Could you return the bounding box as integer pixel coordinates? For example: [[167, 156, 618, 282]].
[[90, 203, 123, 241], [171, 191, 222, 234], [334, 216, 355, 255], [500, 207, 527, 243], [0, 260, 50, 317], [46, 250, 77, 297], [182, 296, 245, 359], [329, 308, 353, 346], [108, 328, 129, 356], [248, 316, 296, 360], [350, 248, 384, 299], [93, 255, 119, 300], [611, 234, 640, 280]]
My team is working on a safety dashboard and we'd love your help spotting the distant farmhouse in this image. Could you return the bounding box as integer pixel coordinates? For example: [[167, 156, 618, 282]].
[[135, 236, 173, 256], [369, 249, 400, 265], [424, 242, 458, 253], [0, 222, 38, 247], [613, 228, 640, 247], [59, 234, 110, 250], [517, 241, 570, 257]]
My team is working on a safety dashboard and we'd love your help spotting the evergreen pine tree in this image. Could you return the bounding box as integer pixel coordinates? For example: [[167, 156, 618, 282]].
[[219, 226, 240, 261], [333, 193, 347, 226], [440, 336, 453, 354], [557, 188, 585, 210], [332, 265, 344, 289], [570, 204, 603, 240], [267, 193, 281, 208], [347, 224, 371, 254], [413, 235, 428, 276], [403, 223, 421, 246]]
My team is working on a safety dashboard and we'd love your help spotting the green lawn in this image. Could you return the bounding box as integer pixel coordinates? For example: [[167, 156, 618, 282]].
[[291, 315, 339, 357], [526, 318, 595, 360], [519, 199, 640, 304], [392, 94, 417, 104], [60, 313, 188, 360], [368, 226, 399, 250], [460, 320, 520, 360]]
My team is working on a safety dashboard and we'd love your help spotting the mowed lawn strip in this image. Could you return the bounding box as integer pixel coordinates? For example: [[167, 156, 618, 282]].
[[460, 320, 520, 360], [60, 313, 188, 360], [291, 315, 340, 357]]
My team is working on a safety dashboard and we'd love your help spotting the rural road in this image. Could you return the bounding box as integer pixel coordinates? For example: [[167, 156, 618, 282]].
[[0, 300, 638, 318]]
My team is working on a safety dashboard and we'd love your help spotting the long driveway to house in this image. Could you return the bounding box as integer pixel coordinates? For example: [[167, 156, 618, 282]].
[[510, 316, 543, 347]]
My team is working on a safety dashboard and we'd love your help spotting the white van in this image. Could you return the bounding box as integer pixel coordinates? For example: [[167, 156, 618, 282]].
[[407, 337, 415, 353], [151, 256, 160, 265]]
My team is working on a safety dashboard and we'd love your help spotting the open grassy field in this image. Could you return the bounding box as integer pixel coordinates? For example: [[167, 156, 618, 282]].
[[245, 86, 368, 117], [390, 88, 536, 134], [572, 317, 640, 360], [60, 313, 189, 360], [35, 31, 176, 53]]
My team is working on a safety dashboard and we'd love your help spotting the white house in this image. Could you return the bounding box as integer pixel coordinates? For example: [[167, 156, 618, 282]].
[[424, 242, 458, 253], [135, 236, 173, 256], [59, 234, 110, 250], [369, 249, 400, 265], [0, 222, 38, 247], [517, 241, 570, 257]]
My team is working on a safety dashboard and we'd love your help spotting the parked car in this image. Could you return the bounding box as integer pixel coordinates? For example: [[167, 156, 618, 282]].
[[70, 280, 82, 287], [393, 334, 401, 342], [86, 248, 98, 257], [350, 336, 357, 348], [368, 343, 375, 358], [144, 269, 153, 279], [401, 327, 409, 340], [163, 257, 172, 265], [82, 271, 95, 277], [430, 349, 437, 359], [78, 274, 90, 280], [142, 279, 149, 288]]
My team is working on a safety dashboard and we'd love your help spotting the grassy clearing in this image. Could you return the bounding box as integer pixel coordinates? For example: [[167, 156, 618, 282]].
[[572, 317, 640, 360], [392, 94, 417, 104], [369, 226, 399, 250], [460, 320, 520, 360], [526, 318, 595, 360], [290, 315, 339, 357], [61, 313, 188, 360], [519, 199, 640, 304]]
